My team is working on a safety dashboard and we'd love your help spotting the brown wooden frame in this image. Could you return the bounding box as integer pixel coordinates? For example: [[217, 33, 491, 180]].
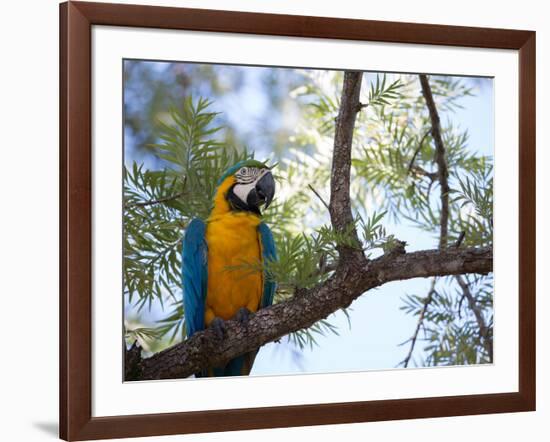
[[59, 1, 536, 440]]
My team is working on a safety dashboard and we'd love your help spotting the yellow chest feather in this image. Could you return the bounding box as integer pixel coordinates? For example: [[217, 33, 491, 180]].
[[205, 212, 263, 324]]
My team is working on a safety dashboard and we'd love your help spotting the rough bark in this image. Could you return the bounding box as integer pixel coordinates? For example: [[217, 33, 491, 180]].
[[329, 71, 365, 262], [127, 246, 492, 380]]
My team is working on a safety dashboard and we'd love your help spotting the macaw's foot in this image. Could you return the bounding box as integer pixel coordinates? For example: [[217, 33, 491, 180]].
[[210, 317, 226, 340], [234, 307, 252, 326]]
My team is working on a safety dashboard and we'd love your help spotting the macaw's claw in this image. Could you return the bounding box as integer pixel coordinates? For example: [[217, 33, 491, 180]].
[[210, 317, 226, 340], [234, 307, 252, 326]]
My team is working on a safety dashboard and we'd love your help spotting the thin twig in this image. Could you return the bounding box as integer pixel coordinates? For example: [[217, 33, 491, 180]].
[[401, 278, 437, 368], [308, 184, 330, 211], [454, 231, 466, 248], [407, 129, 432, 174], [126, 191, 186, 209], [457, 292, 466, 320], [409, 165, 438, 181], [419, 74, 450, 249], [455, 275, 493, 361], [126, 176, 187, 209]]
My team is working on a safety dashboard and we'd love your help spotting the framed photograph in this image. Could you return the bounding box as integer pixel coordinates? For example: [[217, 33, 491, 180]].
[[60, 1, 535, 440]]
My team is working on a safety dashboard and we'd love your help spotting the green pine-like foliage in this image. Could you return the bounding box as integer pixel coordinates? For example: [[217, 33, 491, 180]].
[[124, 73, 493, 367]]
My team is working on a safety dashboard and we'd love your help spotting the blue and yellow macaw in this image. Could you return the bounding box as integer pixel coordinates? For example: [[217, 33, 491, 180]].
[[182, 159, 277, 377]]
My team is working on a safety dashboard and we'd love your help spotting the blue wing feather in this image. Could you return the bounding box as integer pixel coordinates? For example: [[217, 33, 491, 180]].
[[258, 223, 277, 309], [182, 218, 208, 339]]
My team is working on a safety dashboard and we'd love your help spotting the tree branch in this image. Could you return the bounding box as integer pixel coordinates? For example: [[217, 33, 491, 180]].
[[329, 71, 364, 261], [409, 76, 492, 366], [419, 74, 450, 248], [401, 75, 453, 365], [126, 246, 492, 380]]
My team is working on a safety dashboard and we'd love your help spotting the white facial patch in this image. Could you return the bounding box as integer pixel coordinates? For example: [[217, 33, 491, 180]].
[[233, 181, 257, 204], [233, 167, 269, 204]]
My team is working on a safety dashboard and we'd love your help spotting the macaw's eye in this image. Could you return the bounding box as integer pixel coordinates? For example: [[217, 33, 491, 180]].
[[236, 166, 260, 184]]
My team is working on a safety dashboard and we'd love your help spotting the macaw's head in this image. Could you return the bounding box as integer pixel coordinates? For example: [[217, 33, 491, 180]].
[[216, 159, 276, 216]]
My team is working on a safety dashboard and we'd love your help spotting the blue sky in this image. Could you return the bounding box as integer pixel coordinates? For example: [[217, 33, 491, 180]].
[[124, 62, 494, 375]]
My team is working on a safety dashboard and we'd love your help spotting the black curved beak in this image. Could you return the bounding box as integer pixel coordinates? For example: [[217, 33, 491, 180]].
[[250, 171, 275, 210]]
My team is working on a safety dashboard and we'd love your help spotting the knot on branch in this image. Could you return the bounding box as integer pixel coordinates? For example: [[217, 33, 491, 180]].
[[382, 238, 407, 257]]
